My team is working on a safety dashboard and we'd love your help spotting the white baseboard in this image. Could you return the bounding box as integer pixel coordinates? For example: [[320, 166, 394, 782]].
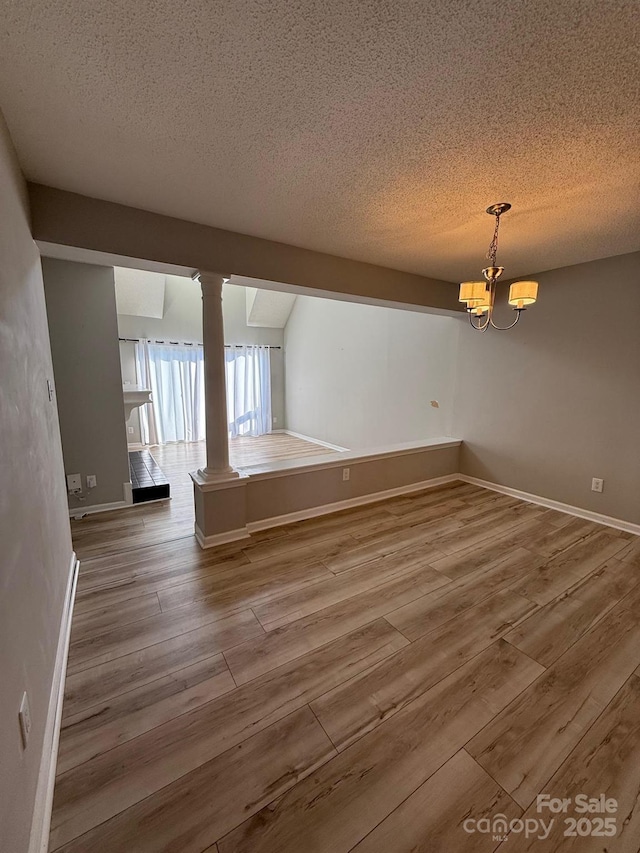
[[246, 474, 460, 533], [70, 481, 151, 518], [28, 552, 79, 853], [195, 524, 251, 549], [459, 475, 640, 536], [275, 429, 349, 453], [69, 499, 129, 519], [189, 470, 640, 548]]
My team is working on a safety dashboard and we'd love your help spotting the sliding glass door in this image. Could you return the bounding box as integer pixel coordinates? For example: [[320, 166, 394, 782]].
[[135, 341, 272, 444], [226, 346, 272, 437]]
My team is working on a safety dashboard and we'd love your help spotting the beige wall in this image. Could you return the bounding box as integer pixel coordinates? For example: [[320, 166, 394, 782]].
[[43, 258, 130, 510], [284, 296, 458, 450], [453, 252, 640, 525], [245, 445, 461, 524], [0, 114, 73, 851], [194, 443, 461, 540], [28, 183, 460, 314]]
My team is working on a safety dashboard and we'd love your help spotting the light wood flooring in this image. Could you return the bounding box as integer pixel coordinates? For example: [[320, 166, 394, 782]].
[[53, 481, 640, 852], [70, 434, 336, 560]]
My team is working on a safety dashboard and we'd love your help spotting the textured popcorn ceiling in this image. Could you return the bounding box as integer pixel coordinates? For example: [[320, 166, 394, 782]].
[[0, 0, 638, 281]]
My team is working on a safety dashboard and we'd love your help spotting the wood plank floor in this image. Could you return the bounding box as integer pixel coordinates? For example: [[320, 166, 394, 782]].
[[51, 481, 640, 852], [70, 434, 336, 560]]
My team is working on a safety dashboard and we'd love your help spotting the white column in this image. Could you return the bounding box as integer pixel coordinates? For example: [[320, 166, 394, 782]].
[[195, 271, 238, 480]]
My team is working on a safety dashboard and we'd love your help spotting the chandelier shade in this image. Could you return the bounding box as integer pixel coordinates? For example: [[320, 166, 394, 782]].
[[508, 280, 539, 308], [459, 203, 539, 332], [459, 281, 487, 306]]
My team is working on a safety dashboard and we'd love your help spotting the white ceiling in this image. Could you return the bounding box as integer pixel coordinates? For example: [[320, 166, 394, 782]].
[[114, 267, 166, 318], [245, 288, 297, 328], [0, 1, 638, 282]]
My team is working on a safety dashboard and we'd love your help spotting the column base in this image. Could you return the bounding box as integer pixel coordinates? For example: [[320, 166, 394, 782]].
[[190, 469, 248, 549], [194, 522, 250, 549], [196, 466, 240, 483]]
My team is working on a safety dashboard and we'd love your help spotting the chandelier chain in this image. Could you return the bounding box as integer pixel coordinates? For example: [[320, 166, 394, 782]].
[[486, 213, 501, 266]]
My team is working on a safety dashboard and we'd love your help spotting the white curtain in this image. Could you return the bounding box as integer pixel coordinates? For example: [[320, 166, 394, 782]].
[[135, 341, 271, 444], [226, 346, 272, 437], [135, 341, 206, 444]]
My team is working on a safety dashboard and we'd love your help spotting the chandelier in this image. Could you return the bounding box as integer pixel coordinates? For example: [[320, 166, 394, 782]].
[[459, 203, 539, 331]]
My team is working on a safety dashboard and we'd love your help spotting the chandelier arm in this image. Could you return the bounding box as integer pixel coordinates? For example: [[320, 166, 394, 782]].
[[469, 312, 491, 332], [489, 309, 523, 331]]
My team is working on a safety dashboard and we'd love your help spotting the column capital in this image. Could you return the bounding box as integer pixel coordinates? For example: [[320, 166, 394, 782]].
[[192, 271, 228, 292]]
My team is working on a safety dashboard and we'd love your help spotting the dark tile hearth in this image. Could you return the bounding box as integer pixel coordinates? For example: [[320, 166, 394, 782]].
[[129, 450, 170, 504]]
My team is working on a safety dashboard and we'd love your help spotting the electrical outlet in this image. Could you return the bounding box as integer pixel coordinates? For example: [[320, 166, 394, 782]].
[[66, 473, 82, 492], [19, 692, 31, 748], [342, 468, 350, 482], [273, 417, 278, 424], [128, 426, 134, 435], [86, 474, 97, 489], [591, 478, 604, 493]]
